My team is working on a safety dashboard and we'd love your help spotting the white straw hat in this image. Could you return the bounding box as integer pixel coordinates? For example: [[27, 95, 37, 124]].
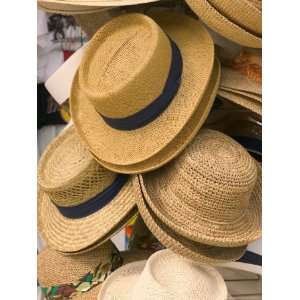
[[98, 249, 228, 300]]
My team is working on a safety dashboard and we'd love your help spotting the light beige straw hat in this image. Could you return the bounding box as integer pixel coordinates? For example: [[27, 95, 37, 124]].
[[70, 11, 220, 174], [138, 129, 262, 248], [37, 125, 140, 253], [185, 0, 262, 48], [38, 241, 152, 300], [37, 0, 159, 14], [98, 249, 228, 300]]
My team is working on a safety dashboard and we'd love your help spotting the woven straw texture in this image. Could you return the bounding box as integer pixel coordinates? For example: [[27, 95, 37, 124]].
[[135, 176, 247, 263], [91, 58, 221, 174], [139, 129, 262, 247], [220, 87, 262, 102], [38, 243, 152, 300], [98, 250, 228, 300], [209, 0, 262, 35], [185, 0, 261, 48], [218, 90, 261, 116], [70, 11, 217, 172]]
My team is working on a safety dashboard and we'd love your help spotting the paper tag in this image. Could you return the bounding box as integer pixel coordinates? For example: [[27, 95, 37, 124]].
[[45, 44, 87, 105]]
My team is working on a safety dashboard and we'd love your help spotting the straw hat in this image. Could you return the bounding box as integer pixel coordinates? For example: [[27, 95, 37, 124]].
[[37, 0, 159, 15], [98, 249, 228, 300], [138, 129, 262, 247], [37, 125, 140, 253], [38, 241, 152, 300], [70, 11, 220, 174], [185, 0, 262, 48]]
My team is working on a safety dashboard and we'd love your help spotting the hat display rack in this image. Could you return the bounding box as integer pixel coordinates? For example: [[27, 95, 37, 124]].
[[37, 0, 262, 299]]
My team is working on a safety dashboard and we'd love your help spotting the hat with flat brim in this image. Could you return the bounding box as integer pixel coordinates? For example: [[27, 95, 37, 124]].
[[38, 242, 153, 300], [37, 125, 141, 253], [71, 11, 219, 174], [185, 0, 261, 48]]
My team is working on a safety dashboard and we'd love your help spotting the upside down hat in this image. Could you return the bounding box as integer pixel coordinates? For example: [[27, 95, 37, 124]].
[[70, 11, 220, 174], [98, 249, 228, 300], [38, 241, 152, 300], [185, 0, 262, 48], [136, 129, 261, 263], [37, 125, 140, 253]]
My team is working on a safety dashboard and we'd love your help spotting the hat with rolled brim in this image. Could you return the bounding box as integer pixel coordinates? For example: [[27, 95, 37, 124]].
[[37, 0, 159, 14], [185, 0, 262, 48], [37, 125, 141, 253], [71, 11, 220, 174], [38, 241, 153, 300]]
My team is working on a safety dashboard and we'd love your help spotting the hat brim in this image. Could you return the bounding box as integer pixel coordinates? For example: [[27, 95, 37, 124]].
[[220, 87, 262, 103], [38, 176, 139, 252], [139, 162, 261, 247], [135, 178, 247, 263], [71, 11, 216, 169], [90, 58, 221, 174], [185, 0, 261, 48]]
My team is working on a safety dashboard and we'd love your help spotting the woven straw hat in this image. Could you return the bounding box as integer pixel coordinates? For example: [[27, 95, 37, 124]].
[[37, 125, 140, 253], [185, 0, 261, 48], [138, 129, 262, 247], [37, 0, 159, 14], [98, 249, 228, 300], [70, 11, 220, 174], [38, 241, 152, 300]]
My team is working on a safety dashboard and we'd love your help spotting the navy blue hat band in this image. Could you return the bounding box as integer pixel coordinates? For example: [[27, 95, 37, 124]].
[[101, 38, 183, 131], [54, 174, 129, 219]]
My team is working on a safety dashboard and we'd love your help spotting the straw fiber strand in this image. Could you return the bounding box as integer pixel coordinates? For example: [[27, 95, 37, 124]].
[[92, 58, 221, 174], [71, 12, 216, 169], [209, 0, 262, 35], [141, 130, 262, 247], [185, 0, 261, 48]]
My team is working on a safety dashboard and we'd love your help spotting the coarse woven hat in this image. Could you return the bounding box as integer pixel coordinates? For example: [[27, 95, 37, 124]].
[[138, 129, 262, 248], [37, 0, 159, 15], [70, 11, 220, 174], [185, 0, 262, 48], [37, 125, 140, 253], [38, 241, 153, 300], [98, 249, 228, 300]]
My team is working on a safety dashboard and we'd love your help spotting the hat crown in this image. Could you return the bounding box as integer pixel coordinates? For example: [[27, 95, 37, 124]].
[[163, 129, 258, 223], [77, 13, 172, 119], [129, 250, 227, 299], [38, 127, 116, 207]]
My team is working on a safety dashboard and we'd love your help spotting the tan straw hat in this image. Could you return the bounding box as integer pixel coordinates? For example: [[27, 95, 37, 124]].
[[185, 0, 262, 48], [38, 241, 152, 300], [98, 249, 228, 300], [70, 11, 220, 174], [37, 125, 140, 253], [138, 129, 262, 247]]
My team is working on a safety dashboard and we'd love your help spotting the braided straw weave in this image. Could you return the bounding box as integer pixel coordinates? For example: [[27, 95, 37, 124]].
[[139, 129, 261, 248], [37, 125, 139, 253], [70, 11, 218, 174], [98, 250, 228, 300], [209, 0, 262, 35], [185, 0, 261, 48]]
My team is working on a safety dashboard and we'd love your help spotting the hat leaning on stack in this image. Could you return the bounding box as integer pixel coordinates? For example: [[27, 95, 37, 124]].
[[70, 11, 221, 174], [98, 249, 228, 300], [185, 0, 262, 48], [37, 125, 141, 254], [137, 129, 261, 263]]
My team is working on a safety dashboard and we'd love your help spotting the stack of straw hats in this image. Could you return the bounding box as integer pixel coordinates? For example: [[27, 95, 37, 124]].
[[37, 1, 262, 299]]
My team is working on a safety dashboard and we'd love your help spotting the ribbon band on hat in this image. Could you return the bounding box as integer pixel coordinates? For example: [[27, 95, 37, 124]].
[[55, 174, 129, 219], [101, 38, 183, 131], [41, 249, 123, 300]]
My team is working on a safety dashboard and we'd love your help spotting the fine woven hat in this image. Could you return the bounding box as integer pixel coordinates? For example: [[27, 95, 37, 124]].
[[70, 11, 220, 174], [37, 125, 140, 253], [98, 249, 228, 300], [37, 0, 159, 14], [185, 0, 262, 48], [38, 241, 152, 300], [138, 129, 262, 248]]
